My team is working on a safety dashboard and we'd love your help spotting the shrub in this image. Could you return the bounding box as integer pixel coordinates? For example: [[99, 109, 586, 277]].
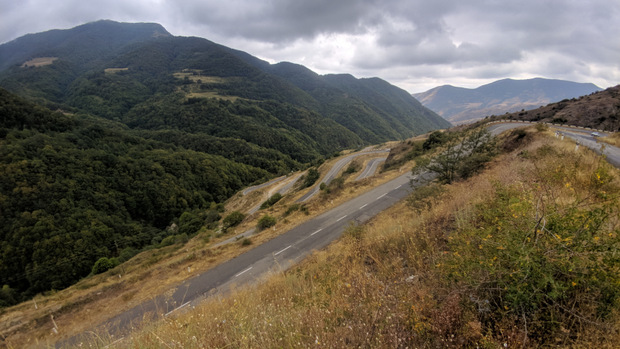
[[257, 215, 277, 230], [178, 211, 203, 236], [407, 183, 445, 214], [118, 247, 138, 263], [260, 193, 283, 209], [91, 257, 119, 275], [344, 160, 361, 174], [223, 211, 245, 229], [440, 174, 620, 344], [302, 168, 320, 188]]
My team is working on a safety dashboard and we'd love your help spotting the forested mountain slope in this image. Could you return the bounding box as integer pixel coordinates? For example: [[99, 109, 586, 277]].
[[0, 20, 449, 154], [0, 88, 271, 303]]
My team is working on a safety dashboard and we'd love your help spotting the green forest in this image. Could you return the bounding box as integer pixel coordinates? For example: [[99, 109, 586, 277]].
[[0, 88, 272, 304]]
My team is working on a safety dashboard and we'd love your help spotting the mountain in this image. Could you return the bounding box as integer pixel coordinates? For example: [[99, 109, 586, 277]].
[[493, 84, 620, 131], [414, 78, 602, 124], [0, 21, 449, 302], [0, 20, 449, 152]]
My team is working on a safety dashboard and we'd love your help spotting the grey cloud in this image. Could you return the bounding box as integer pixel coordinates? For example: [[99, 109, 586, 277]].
[[0, 0, 618, 92]]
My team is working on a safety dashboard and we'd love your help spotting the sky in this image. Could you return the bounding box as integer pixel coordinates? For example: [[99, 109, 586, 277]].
[[1, 0, 619, 93]]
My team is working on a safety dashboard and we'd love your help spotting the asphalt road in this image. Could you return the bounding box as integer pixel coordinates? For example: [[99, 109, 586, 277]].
[[487, 122, 620, 168], [296, 150, 389, 203], [242, 176, 286, 195], [355, 156, 387, 181], [64, 169, 421, 347], [555, 128, 620, 168]]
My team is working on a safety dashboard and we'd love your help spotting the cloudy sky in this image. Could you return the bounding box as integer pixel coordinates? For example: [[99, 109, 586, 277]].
[[1, 0, 619, 93]]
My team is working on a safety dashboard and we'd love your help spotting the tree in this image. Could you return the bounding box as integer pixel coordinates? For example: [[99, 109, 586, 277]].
[[414, 129, 496, 184], [222, 211, 245, 229], [91, 257, 119, 275]]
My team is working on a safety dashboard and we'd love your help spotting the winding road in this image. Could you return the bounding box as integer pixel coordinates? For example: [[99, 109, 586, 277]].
[[60, 122, 617, 347], [296, 149, 389, 203]]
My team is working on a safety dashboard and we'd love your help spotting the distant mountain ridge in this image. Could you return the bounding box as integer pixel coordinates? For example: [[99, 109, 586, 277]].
[[414, 78, 602, 124]]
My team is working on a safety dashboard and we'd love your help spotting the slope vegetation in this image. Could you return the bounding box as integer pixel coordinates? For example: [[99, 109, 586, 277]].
[[0, 20, 449, 158], [109, 126, 620, 348]]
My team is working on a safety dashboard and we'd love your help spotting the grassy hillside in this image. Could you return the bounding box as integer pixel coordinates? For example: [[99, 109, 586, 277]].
[[493, 85, 620, 132], [108, 127, 619, 348]]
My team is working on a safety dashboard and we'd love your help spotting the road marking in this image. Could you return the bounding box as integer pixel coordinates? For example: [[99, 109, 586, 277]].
[[336, 215, 347, 222], [377, 193, 387, 200], [164, 301, 190, 317], [103, 337, 125, 348], [311, 228, 322, 236], [235, 266, 253, 278], [359, 203, 368, 209], [275, 245, 292, 256], [395, 184, 402, 189]]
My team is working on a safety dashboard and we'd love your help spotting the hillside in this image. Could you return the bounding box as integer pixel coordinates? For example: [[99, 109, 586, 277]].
[[414, 78, 602, 124], [0, 20, 449, 153], [0, 87, 274, 305], [88, 126, 620, 348], [493, 85, 620, 131]]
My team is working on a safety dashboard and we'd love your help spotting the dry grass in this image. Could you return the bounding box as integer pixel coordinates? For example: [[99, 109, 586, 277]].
[[93, 130, 619, 349], [601, 132, 620, 147], [20, 57, 57, 68], [104, 68, 129, 74]]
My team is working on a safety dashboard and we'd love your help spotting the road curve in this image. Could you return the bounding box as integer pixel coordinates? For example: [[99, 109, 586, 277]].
[[488, 122, 620, 169], [355, 156, 387, 181], [296, 150, 389, 203], [242, 176, 286, 196]]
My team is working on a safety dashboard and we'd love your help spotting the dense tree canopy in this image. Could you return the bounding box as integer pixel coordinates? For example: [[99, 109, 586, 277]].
[[0, 89, 270, 302]]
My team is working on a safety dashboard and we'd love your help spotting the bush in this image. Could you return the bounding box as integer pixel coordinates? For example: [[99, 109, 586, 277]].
[[257, 215, 277, 230], [178, 211, 203, 236], [91, 257, 119, 275], [118, 247, 138, 263], [302, 168, 320, 188], [344, 160, 361, 174], [222, 211, 245, 229], [260, 193, 283, 209], [440, 177, 620, 344], [407, 183, 445, 213]]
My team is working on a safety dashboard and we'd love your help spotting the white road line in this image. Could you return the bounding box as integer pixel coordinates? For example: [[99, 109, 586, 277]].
[[336, 215, 347, 222], [164, 301, 190, 317], [359, 203, 368, 209], [395, 184, 402, 189], [311, 228, 323, 236], [275, 245, 292, 256], [234, 266, 253, 278], [377, 193, 387, 200]]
